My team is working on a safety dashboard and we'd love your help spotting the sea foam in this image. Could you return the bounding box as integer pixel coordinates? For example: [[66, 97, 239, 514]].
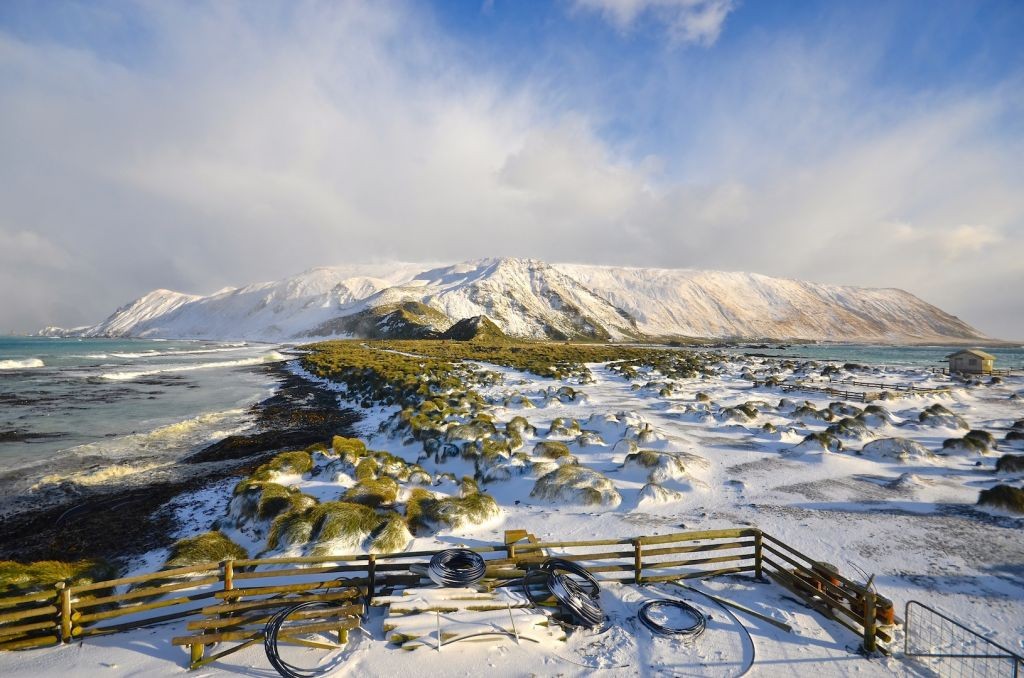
[[0, 358, 44, 370], [101, 352, 286, 381]]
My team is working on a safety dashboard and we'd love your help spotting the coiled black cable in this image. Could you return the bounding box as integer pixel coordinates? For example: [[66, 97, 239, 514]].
[[538, 558, 600, 598], [427, 548, 487, 587], [548, 573, 604, 628], [264, 601, 344, 678], [638, 599, 707, 638], [517, 558, 604, 628]]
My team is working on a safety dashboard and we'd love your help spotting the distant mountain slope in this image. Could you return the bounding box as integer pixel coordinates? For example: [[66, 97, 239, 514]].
[[554, 264, 985, 343], [48, 257, 990, 344]]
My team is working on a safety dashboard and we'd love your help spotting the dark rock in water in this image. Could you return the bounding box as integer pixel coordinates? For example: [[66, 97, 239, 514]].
[[0, 429, 65, 443]]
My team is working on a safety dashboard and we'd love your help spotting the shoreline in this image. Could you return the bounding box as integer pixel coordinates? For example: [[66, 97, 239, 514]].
[[0, 361, 361, 565]]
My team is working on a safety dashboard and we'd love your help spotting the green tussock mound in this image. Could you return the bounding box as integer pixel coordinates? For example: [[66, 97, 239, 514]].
[[164, 531, 248, 568], [239, 450, 314, 489], [344, 477, 400, 507], [531, 465, 621, 507], [370, 512, 414, 553], [405, 488, 501, 531], [996, 454, 1024, 473], [977, 485, 1024, 514], [354, 456, 380, 481], [0, 559, 117, 595], [534, 441, 572, 459], [269, 501, 387, 553], [231, 481, 318, 522], [332, 436, 367, 459]]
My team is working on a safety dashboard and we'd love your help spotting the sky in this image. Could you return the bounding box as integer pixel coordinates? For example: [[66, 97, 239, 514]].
[[0, 0, 1022, 339]]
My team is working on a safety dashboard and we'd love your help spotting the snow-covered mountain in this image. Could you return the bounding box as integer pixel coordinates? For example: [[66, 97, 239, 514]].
[[48, 258, 990, 343]]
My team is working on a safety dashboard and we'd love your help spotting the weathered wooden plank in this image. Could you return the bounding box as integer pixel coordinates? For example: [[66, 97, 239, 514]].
[[173, 617, 359, 646], [74, 576, 220, 608]]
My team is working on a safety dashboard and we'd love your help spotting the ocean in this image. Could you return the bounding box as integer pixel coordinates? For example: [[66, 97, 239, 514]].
[[0, 336, 285, 517], [723, 343, 1024, 369]]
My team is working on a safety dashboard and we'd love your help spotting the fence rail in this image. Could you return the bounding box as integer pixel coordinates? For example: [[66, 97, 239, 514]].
[[0, 526, 892, 658], [905, 600, 1023, 677]]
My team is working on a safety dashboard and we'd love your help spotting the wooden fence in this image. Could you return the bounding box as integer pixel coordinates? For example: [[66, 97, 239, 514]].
[[0, 526, 894, 661], [752, 379, 950, 402]]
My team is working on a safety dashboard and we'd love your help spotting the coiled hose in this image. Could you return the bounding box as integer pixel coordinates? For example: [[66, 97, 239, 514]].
[[637, 599, 707, 639], [264, 601, 343, 678], [427, 548, 487, 587]]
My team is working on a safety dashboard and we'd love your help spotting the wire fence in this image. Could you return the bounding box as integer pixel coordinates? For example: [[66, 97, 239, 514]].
[[905, 600, 1023, 677]]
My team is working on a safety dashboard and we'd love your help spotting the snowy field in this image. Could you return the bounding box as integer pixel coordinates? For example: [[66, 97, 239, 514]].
[[2, 348, 1022, 677]]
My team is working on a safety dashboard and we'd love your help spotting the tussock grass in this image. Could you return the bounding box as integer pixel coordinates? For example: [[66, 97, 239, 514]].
[[534, 441, 571, 459], [344, 477, 400, 507], [0, 559, 116, 594], [531, 465, 621, 507], [995, 454, 1024, 473], [164, 531, 247, 568], [977, 485, 1024, 514]]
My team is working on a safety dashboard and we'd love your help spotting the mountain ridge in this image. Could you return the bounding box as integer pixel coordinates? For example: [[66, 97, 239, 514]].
[[40, 257, 994, 344]]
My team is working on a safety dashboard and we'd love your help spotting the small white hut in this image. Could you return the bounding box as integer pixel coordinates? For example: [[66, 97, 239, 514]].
[[946, 348, 996, 374]]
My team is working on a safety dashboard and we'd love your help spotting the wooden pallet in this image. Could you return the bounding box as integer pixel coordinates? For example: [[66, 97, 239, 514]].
[[374, 587, 565, 650]]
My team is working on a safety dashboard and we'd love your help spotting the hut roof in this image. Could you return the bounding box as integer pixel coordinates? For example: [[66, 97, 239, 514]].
[[946, 348, 996, 360]]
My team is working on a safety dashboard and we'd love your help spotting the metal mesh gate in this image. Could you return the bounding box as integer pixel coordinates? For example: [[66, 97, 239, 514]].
[[905, 601, 1023, 677]]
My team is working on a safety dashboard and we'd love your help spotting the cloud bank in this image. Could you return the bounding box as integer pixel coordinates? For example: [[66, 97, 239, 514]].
[[0, 1, 1021, 338]]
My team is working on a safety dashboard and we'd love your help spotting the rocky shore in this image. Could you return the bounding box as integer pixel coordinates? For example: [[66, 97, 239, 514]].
[[0, 362, 360, 564]]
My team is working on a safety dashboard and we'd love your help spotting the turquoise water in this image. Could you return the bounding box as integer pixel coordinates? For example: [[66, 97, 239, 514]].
[[723, 343, 1024, 369], [0, 337, 283, 515]]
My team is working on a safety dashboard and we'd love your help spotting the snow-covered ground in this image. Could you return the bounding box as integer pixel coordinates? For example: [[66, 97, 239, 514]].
[[2, 351, 1021, 676]]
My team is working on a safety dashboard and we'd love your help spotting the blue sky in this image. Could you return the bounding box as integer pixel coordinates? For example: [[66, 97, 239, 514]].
[[0, 0, 1022, 337]]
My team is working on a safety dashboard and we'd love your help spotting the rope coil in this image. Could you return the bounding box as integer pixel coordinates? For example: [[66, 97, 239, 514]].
[[427, 549, 487, 587]]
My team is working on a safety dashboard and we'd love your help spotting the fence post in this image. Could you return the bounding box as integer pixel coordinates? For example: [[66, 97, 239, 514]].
[[753, 530, 764, 580], [223, 559, 235, 594], [862, 591, 877, 653], [632, 539, 642, 584], [56, 582, 72, 643]]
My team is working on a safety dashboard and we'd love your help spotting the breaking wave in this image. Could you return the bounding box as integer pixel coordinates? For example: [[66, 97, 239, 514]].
[[101, 352, 286, 381], [0, 358, 44, 370]]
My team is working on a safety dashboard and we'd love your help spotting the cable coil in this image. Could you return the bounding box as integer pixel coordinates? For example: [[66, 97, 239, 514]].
[[264, 601, 340, 678], [519, 558, 605, 629], [427, 548, 487, 587], [637, 599, 707, 639]]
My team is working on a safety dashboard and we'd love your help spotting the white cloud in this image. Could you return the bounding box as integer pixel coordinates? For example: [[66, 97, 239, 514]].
[[572, 0, 736, 45], [0, 2, 1021, 338]]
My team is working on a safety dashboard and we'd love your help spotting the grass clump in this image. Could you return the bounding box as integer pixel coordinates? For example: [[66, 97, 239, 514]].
[[531, 465, 621, 507], [164, 531, 247, 568], [0, 559, 117, 594], [995, 455, 1024, 473], [405, 487, 500, 531], [332, 436, 367, 460], [534, 441, 572, 459], [369, 512, 414, 553], [977, 485, 1024, 514], [269, 501, 392, 553], [241, 450, 314, 488], [344, 477, 400, 507]]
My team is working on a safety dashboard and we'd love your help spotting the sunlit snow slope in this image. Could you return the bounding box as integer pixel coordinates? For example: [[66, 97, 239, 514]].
[[49, 258, 989, 343]]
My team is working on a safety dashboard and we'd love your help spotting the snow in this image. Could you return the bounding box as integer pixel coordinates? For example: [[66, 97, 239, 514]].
[[2, 351, 1021, 676], [45, 257, 989, 343]]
